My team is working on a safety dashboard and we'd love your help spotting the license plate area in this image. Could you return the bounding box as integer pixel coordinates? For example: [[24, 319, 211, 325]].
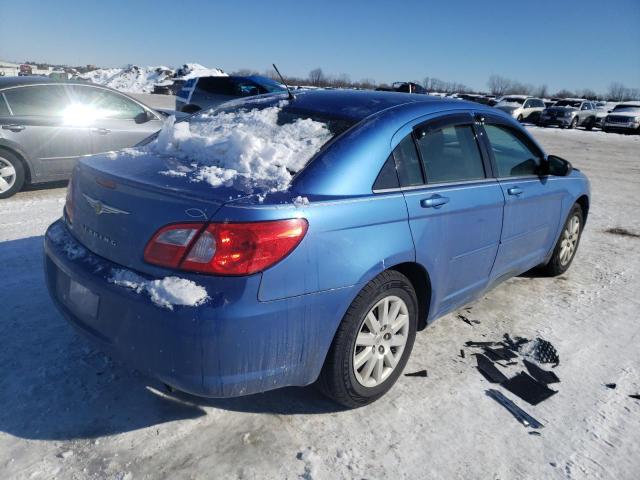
[[57, 271, 100, 320]]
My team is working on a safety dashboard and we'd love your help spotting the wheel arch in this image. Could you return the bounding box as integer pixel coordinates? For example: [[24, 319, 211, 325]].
[[388, 262, 432, 331], [576, 194, 589, 224], [0, 144, 31, 183]]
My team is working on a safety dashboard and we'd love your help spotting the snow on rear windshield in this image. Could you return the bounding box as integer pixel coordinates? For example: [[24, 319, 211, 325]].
[[151, 101, 353, 192]]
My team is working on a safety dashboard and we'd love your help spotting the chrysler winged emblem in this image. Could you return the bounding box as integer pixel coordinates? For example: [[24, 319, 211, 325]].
[[83, 194, 130, 215]]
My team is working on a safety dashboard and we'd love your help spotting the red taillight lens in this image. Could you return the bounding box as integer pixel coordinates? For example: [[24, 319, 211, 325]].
[[144, 223, 203, 268], [144, 219, 308, 276]]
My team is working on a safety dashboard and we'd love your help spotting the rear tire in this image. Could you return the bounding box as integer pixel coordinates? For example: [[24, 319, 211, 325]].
[[585, 118, 594, 131], [540, 204, 583, 276], [318, 270, 418, 408], [569, 116, 578, 129], [0, 149, 25, 199], [517, 114, 524, 122]]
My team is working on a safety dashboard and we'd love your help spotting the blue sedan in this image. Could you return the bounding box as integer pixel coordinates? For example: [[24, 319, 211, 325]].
[[44, 90, 590, 407]]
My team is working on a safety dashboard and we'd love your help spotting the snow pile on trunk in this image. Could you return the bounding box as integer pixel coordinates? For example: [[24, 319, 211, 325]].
[[79, 63, 226, 93], [152, 104, 332, 192], [109, 269, 209, 310]]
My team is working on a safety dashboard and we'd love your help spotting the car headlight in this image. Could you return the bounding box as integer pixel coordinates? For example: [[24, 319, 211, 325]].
[[564, 111, 573, 117]]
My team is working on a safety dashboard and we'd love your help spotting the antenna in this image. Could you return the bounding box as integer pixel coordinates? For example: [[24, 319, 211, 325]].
[[272, 63, 295, 101]]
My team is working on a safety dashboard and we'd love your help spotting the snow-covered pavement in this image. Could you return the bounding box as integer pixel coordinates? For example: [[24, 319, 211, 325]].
[[1, 128, 639, 479]]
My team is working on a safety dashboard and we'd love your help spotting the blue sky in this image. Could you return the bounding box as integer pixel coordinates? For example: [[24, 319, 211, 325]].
[[1, 0, 638, 93]]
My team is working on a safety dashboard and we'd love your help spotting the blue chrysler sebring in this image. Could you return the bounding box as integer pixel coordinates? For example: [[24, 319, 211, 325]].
[[44, 90, 590, 407]]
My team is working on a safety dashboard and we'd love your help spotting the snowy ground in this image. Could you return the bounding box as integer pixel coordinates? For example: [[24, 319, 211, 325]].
[[1, 127, 639, 479]]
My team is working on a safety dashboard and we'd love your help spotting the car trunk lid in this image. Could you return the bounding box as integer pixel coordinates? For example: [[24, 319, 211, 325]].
[[67, 151, 244, 274]]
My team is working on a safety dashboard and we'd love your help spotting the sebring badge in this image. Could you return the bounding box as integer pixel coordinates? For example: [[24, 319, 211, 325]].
[[83, 194, 130, 215]]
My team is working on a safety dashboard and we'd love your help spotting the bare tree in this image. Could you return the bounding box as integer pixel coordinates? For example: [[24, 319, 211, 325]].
[[532, 84, 548, 98], [608, 82, 627, 101], [488, 75, 512, 96], [555, 89, 576, 99], [308, 68, 325, 87]]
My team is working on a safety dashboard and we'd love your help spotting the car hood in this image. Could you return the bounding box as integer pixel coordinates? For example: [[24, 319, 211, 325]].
[[546, 106, 577, 113], [608, 111, 640, 119]]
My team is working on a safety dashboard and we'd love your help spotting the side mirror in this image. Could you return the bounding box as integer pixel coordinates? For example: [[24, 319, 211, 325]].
[[134, 110, 153, 124], [544, 155, 573, 176]]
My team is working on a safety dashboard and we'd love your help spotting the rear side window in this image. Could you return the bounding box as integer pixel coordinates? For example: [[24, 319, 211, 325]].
[[70, 87, 145, 120], [4, 85, 71, 116], [197, 77, 235, 95], [373, 155, 399, 190], [392, 135, 423, 187], [0, 95, 10, 116], [415, 125, 485, 183], [484, 124, 541, 177]]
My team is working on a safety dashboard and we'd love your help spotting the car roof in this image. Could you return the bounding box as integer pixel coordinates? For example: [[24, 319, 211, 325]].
[[274, 89, 467, 122], [0, 76, 106, 90]]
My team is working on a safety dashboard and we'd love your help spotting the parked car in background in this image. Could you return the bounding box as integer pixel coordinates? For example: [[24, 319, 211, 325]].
[[602, 102, 640, 134], [539, 99, 598, 129], [0, 77, 164, 198], [376, 82, 426, 94], [594, 101, 618, 128], [494, 96, 546, 123], [45, 90, 590, 407], [175, 75, 287, 113]]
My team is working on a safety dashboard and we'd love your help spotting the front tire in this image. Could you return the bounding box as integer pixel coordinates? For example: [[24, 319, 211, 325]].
[[318, 270, 418, 408], [569, 116, 579, 129], [0, 150, 25, 199], [541, 204, 583, 276]]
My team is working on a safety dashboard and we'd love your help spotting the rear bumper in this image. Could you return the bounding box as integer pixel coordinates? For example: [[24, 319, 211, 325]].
[[44, 220, 356, 397]]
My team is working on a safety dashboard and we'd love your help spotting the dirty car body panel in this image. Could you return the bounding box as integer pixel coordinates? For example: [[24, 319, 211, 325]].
[[44, 90, 591, 397]]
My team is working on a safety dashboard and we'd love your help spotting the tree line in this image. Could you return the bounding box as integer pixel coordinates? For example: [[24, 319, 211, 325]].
[[233, 67, 640, 101]]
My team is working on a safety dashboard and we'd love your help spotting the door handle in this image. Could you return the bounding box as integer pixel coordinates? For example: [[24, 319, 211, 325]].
[[2, 124, 25, 132], [91, 128, 111, 135], [420, 195, 450, 208], [507, 187, 523, 196]]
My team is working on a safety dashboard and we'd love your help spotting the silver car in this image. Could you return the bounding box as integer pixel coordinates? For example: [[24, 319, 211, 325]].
[[0, 77, 164, 198], [539, 99, 598, 129], [494, 96, 546, 123]]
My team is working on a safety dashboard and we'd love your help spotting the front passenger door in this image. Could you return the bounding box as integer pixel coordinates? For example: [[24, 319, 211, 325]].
[[481, 119, 563, 279]]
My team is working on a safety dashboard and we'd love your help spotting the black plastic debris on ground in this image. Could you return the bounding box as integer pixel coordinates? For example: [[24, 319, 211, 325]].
[[484, 346, 518, 361], [524, 359, 560, 384], [503, 333, 529, 352], [605, 383, 617, 389], [501, 372, 558, 405], [457, 314, 480, 326], [459, 349, 465, 359], [405, 370, 428, 378], [629, 394, 640, 400], [465, 341, 496, 347], [476, 354, 508, 383], [486, 389, 544, 429], [532, 338, 560, 367]]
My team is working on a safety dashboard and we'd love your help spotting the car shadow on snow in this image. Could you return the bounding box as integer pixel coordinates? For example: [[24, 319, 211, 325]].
[[0, 235, 341, 442], [0, 235, 206, 441]]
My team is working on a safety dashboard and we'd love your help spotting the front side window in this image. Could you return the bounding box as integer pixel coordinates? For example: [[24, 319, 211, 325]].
[[484, 124, 541, 177], [4, 85, 72, 116], [198, 77, 235, 95], [415, 125, 485, 184], [392, 135, 423, 187]]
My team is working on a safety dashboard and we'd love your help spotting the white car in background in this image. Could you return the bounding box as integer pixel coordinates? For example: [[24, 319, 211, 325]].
[[594, 101, 618, 129], [494, 96, 546, 123], [602, 102, 640, 134]]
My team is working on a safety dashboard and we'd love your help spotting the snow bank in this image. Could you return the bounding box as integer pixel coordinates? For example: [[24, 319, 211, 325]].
[[151, 104, 332, 192], [109, 269, 209, 310], [79, 63, 226, 94]]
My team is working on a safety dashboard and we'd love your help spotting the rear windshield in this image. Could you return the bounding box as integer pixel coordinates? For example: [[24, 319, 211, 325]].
[[150, 99, 356, 192]]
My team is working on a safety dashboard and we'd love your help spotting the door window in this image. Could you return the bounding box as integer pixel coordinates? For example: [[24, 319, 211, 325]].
[[392, 135, 423, 187], [4, 85, 72, 116], [484, 124, 542, 177], [197, 77, 235, 95], [0, 95, 10, 116], [70, 87, 145, 120], [415, 125, 485, 183]]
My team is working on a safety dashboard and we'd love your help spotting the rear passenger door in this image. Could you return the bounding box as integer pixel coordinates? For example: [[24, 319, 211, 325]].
[[479, 116, 563, 279], [397, 113, 504, 317]]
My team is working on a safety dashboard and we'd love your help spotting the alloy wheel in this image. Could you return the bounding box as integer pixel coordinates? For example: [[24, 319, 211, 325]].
[[353, 295, 409, 388], [0, 157, 17, 194], [559, 214, 580, 266]]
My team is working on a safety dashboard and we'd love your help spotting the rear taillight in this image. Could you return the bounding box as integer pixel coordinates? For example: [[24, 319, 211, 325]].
[[144, 219, 308, 276], [64, 176, 74, 224]]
